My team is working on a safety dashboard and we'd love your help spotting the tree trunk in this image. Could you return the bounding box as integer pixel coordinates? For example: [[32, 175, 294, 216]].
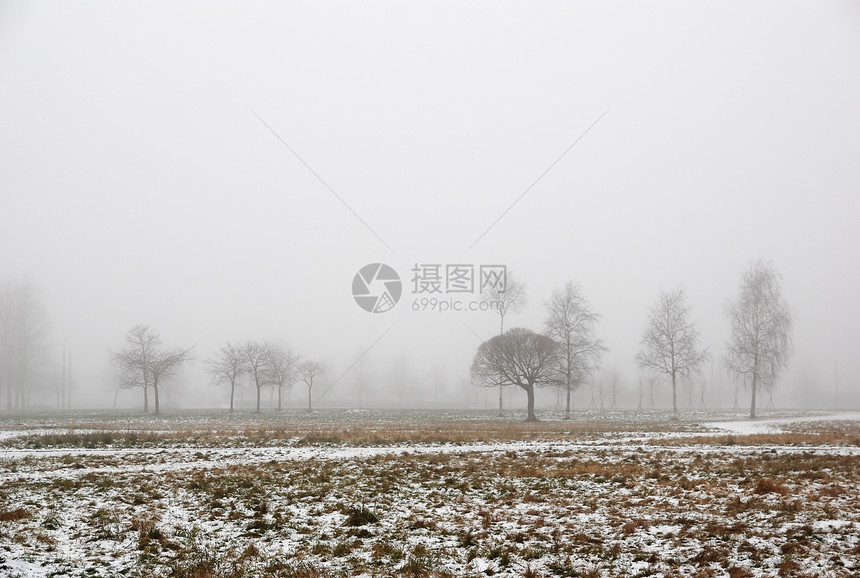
[[671, 372, 678, 417], [750, 375, 757, 419], [278, 385, 282, 411], [565, 386, 571, 420], [497, 314, 506, 417], [229, 381, 235, 413], [307, 384, 313, 411], [143, 386, 149, 413], [256, 385, 261, 414], [153, 385, 160, 415], [524, 384, 537, 422]]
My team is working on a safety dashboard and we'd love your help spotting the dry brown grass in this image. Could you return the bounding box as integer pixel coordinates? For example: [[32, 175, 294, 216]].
[[3, 413, 859, 577], [0, 507, 30, 521], [754, 478, 790, 495], [2, 418, 699, 449], [654, 431, 860, 447]]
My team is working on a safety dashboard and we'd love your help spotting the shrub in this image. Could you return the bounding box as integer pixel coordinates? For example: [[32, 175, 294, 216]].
[[754, 478, 789, 495], [342, 505, 378, 527]]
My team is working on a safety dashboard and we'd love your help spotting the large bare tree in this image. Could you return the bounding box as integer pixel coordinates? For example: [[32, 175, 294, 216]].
[[268, 345, 299, 411], [0, 280, 49, 410], [242, 340, 272, 414], [113, 325, 193, 415], [481, 271, 526, 415], [544, 280, 606, 419], [298, 360, 325, 411], [725, 260, 793, 419], [636, 288, 707, 417], [471, 327, 561, 422], [206, 341, 245, 413]]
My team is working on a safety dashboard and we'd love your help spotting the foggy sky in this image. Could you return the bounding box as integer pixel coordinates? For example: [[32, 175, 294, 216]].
[[2, 1, 859, 410]]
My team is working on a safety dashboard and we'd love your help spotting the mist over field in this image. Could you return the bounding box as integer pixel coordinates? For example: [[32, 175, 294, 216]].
[[1, 1, 859, 414]]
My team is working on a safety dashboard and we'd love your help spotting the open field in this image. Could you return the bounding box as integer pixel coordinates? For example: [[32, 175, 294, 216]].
[[1, 409, 859, 577]]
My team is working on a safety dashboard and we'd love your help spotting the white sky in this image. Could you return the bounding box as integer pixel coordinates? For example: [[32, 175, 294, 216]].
[[1, 1, 859, 409]]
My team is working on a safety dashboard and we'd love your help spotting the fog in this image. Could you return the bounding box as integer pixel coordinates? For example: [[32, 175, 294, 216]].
[[2, 1, 859, 412]]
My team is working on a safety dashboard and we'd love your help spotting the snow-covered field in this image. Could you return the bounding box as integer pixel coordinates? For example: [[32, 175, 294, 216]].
[[0, 409, 858, 577]]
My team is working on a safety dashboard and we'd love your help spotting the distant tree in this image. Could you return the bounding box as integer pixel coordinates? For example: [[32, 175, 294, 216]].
[[607, 368, 620, 411], [481, 271, 527, 416], [113, 325, 193, 415], [544, 281, 606, 419], [268, 345, 299, 410], [298, 360, 325, 411], [636, 288, 708, 417], [206, 342, 245, 413], [471, 327, 561, 422], [431, 365, 445, 404], [242, 341, 272, 414], [725, 260, 793, 419], [0, 280, 49, 410]]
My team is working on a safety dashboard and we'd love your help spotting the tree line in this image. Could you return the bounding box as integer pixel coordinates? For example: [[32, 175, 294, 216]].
[[205, 340, 324, 413], [0, 259, 796, 418], [472, 260, 794, 421], [111, 326, 326, 415]]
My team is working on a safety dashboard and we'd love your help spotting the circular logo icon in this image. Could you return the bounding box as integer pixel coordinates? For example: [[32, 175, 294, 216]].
[[352, 263, 402, 313]]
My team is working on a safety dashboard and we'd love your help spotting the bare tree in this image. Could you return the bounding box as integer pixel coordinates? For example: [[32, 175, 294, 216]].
[[636, 288, 708, 417], [482, 271, 526, 416], [544, 280, 606, 419], [471, 327, 561, 422], [0, 280, 49, 410], [298, 360, 325, 411], [113, 325, 157, 412], [242, 340, 272, 414], [725, 260, 793, 419], [113, 325, 193, 415], [608, 368, 620, 411], [206, 342, 245, 413], [268, 345, 299, 410], [431, 364, 445, 404]]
